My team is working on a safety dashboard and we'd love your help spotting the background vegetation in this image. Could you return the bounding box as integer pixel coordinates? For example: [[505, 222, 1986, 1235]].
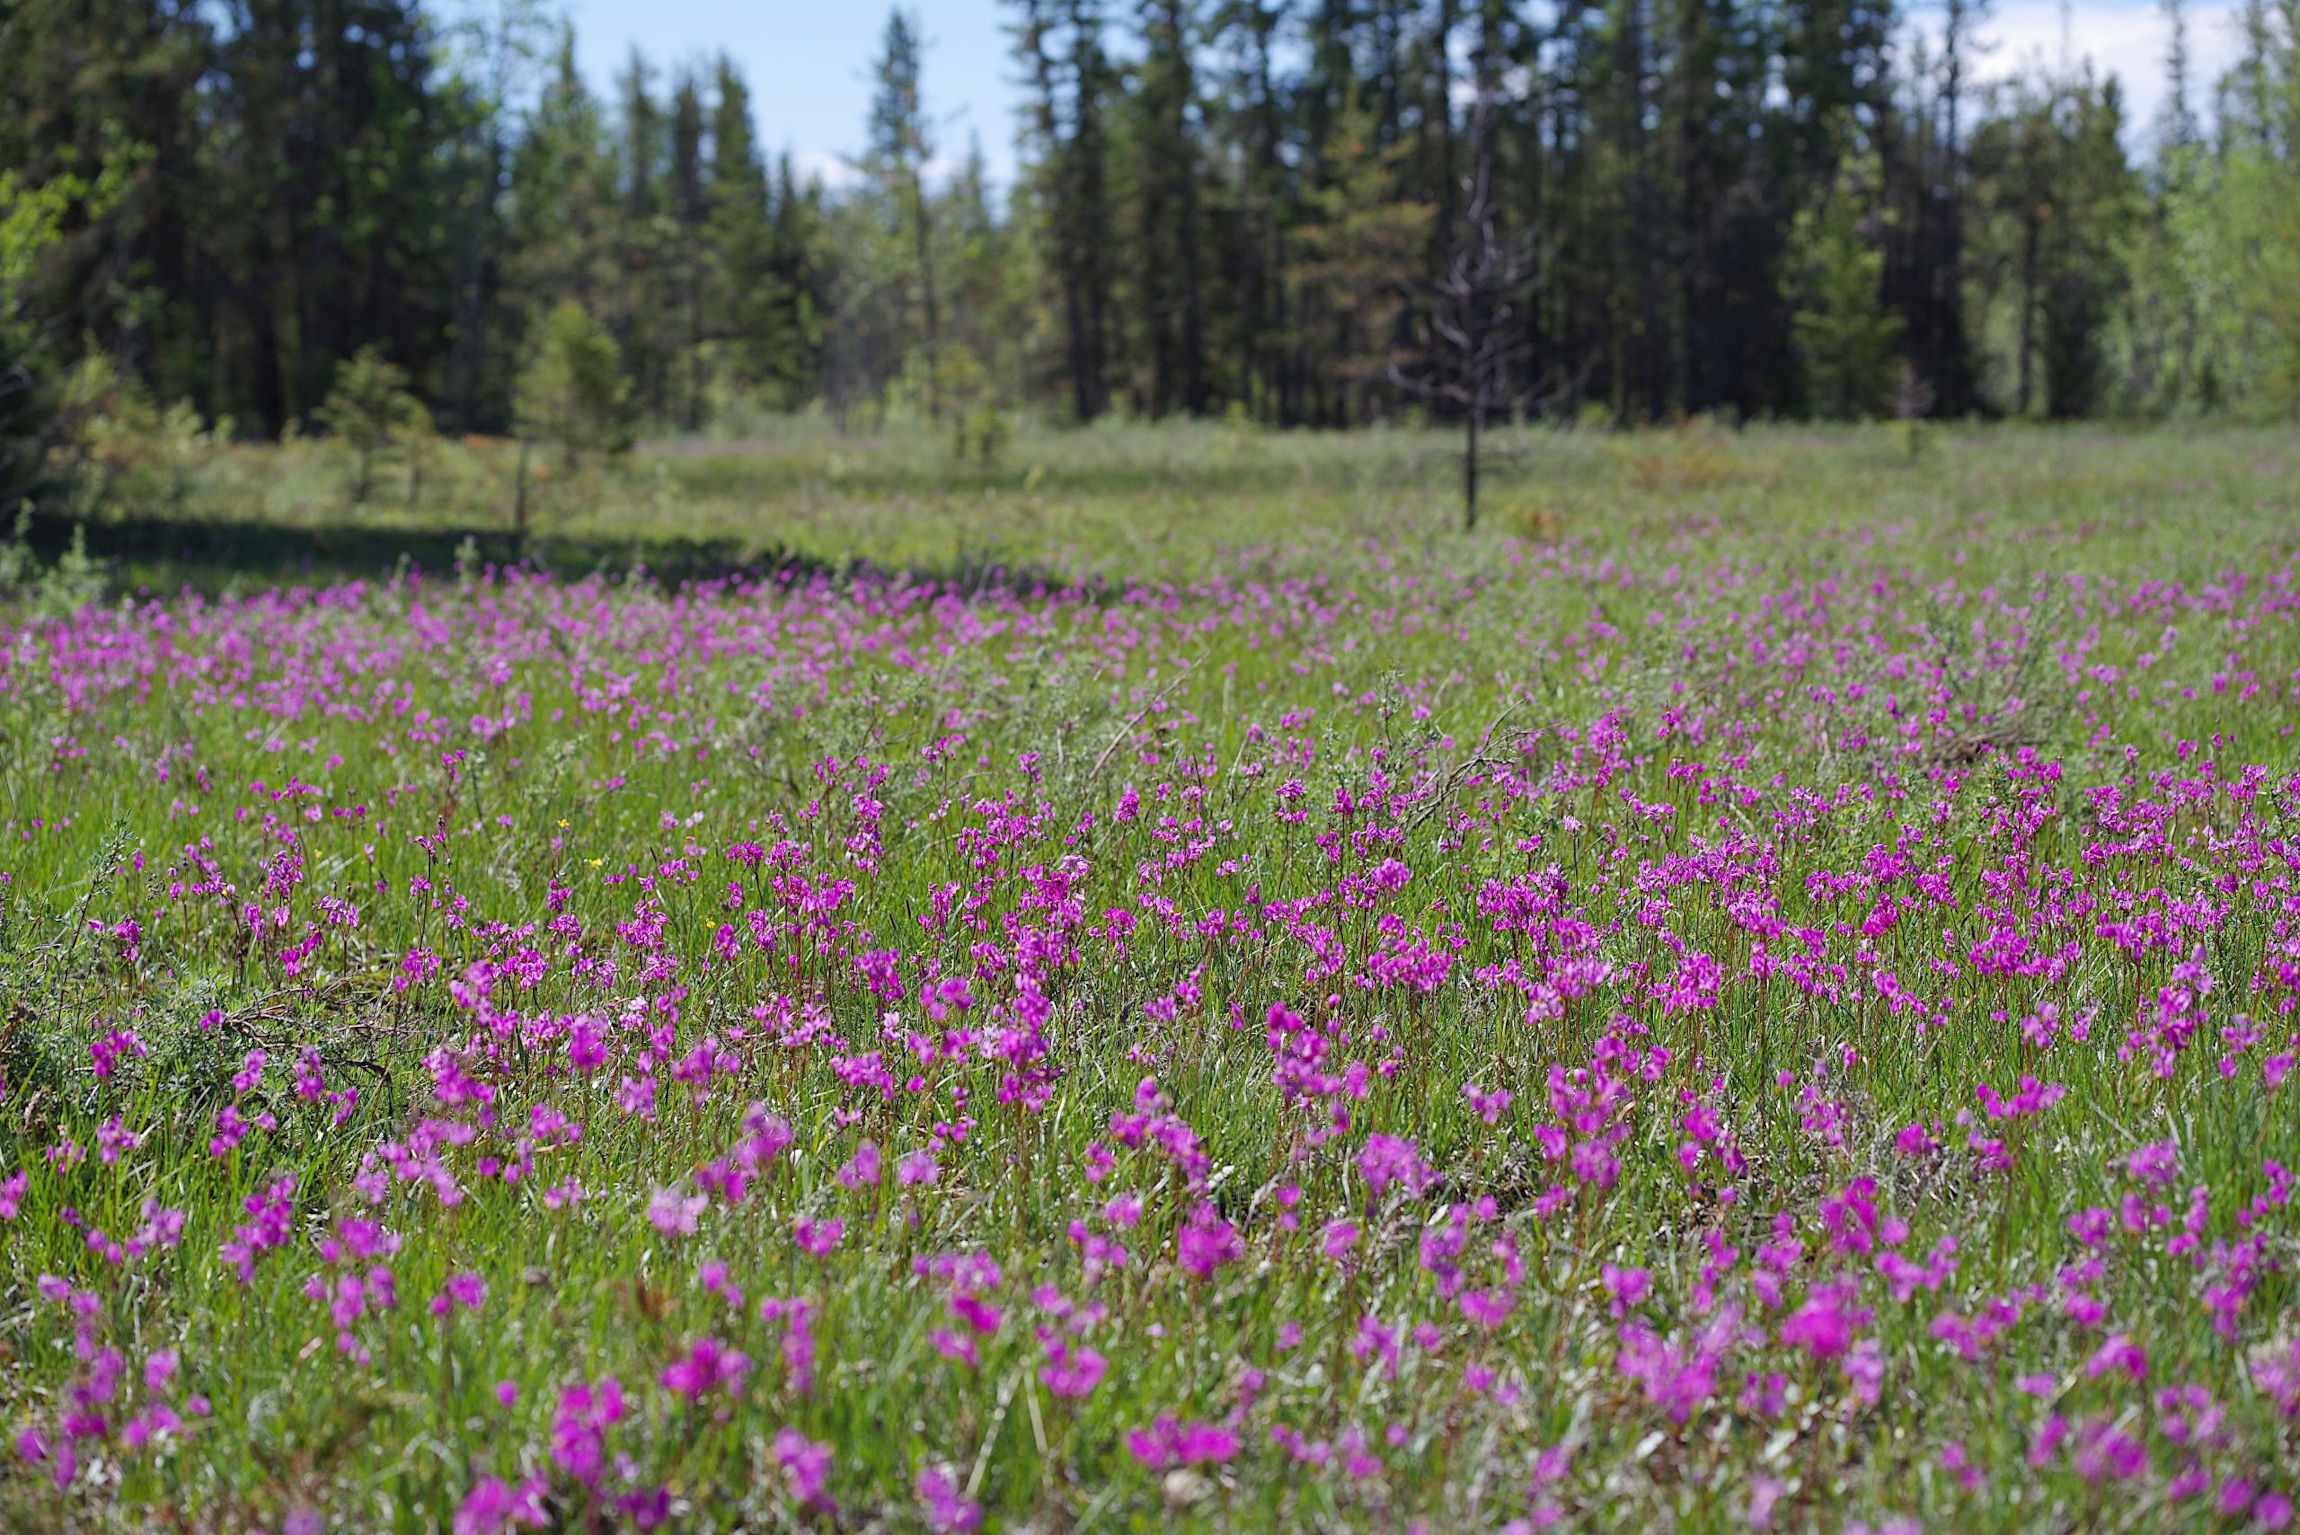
[[0, 416, 2281, 598], [5, 0, 2300, 530]]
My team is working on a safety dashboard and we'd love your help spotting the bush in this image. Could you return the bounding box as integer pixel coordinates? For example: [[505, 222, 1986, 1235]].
[[1, 175, 72, 515], [515, 302, 634, 468], [50, 352, 226, 517], [1787, 145, 1903, 421], [314, 346, 430, 505], [0, 322, 44, 517], [2, 164, 133, 515]]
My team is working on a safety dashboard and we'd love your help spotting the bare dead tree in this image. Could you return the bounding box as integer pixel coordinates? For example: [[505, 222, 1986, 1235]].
[[1392, 103, 1536, 534]]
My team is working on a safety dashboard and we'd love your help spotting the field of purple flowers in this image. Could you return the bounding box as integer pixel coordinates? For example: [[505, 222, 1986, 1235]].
[[4, 449, 2300, 1532]]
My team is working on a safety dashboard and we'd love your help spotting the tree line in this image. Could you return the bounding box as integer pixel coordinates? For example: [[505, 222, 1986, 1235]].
[[3, 0, 2298, 503]]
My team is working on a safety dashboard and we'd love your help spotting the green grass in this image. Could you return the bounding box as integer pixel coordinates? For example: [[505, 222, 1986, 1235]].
[[1, 420, 2297, 1533], [45, 414, 2300, 589]]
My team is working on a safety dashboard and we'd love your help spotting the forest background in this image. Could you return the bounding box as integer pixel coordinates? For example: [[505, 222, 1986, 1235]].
[[2, 0, 2299, 529]]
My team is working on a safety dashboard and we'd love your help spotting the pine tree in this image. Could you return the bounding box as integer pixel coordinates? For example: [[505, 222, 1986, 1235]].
[[315, 346, 428, 504], [505, 31, 621, 338], [515, 301, 634, 465], [1290, 89, 1435, 423], [869, 10, 944, 419], [1788, 143, 1904, 418], [1009, 0, 1119, 420], [611, 50, 678, 422], [12, 0, 2296, 440], [704, 58, 799, 402], [1, 168, 122, 510], [670, 70, 710, 430], [1132, 0, 1211, 415]]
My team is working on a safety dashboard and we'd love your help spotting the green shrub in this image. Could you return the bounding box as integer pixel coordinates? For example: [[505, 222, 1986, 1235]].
[[515, 301, 634, 467], [314, 345, 430, 505]]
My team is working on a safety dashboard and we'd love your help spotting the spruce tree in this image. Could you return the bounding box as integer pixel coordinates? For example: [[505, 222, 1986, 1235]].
[[1788, 145, 1904, 419]]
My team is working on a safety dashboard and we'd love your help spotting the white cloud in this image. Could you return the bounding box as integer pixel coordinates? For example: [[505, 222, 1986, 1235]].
[[793, 150, 864, 192], [1960, 0, 2252, 144]]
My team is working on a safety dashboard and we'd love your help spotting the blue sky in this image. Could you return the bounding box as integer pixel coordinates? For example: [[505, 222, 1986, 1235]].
[[562, 0, 1024, 186], [553, 0, 2249, 190]]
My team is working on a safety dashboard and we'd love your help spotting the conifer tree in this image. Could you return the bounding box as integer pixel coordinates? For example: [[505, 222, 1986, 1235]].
[[1788, 143, 1904, 419], [515, 301, 633, 466], [869, 10, 944, 419]]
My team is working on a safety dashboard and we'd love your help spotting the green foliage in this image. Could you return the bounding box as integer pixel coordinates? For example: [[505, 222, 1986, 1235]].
[[515, 301, 635, 464], [18, 418, 2296, 602], [1966, 68, 2141, 418], [4, 0, 2300, 453], [0, 165, 130, 511], [704, 62, 818, 405], [1788, 146, 1903, 420], [0, 315, 45, 516], [1286, 90, 1437, 421], [49, 351, 229, 517], [952, 403, 1012, 469], [314, 346, 431, 504], [5, 0, 459, 430], [2037, 86, 2137, 418], [2116, 0, 2300, 424], [0, 512, 109, 617], [923, 343, 1009, 466], [0, 173, 85, 302], [2178, 147, 2300, 416]]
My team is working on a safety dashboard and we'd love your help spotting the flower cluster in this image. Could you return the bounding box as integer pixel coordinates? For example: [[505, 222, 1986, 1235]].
[[3, 535, 2297, 1529]]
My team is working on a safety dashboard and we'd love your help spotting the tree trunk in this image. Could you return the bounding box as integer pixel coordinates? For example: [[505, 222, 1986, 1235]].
[[2017, 207, 2040, 416], [1180, 158, 1208, 415], [1464, 393, 1481, 533], [912, 170, 941, 421], [447, 131, 501, 434], [513, 439, 531, 552]]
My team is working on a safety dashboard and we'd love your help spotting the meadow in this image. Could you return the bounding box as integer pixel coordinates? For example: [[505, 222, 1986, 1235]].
[[3, 420, 2299, 1533], [35, 413, 2289, 588]]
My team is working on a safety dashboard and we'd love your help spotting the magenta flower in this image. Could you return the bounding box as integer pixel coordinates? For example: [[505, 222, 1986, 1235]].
[[1780, 1280, 1870, 1362], [660, 1336, 751, 1401], [1747, 1475, 1788, 1529], [2254, 1337, 2300, 1417], [1358, 1134, 1435, 1200], [774, 1427, 834, 1508], [1459, 1287, 1514, 1329], [2085, 1333, 2148, 1383], [1126, 1414, 1241, 1470], [645, 1185, 706, 1236], [1039, 1336, 1107, 1399], [550, 1377, 625, 1487], [916, 1464, 983, 1533], [89, 1030, 149, 1081], [451, 1474, 545, 1535], [1176, 1202, 1243, 1278], [835, 1140, 883, 1190], [1601, 1263, 1651, 1317], [793, 1216, 845, 1257], [431, 1272, 486, 1316]]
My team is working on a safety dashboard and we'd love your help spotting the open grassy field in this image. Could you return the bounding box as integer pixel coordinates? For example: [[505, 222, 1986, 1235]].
[[3, 421, 2299, 1533], [34, 415, 2296, 589]]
